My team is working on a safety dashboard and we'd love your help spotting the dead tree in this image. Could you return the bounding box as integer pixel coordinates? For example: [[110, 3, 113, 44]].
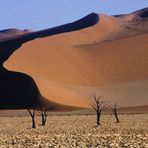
[[91, 95, 107, 126], [111, 102, 120, 123], [39, 107, 48, 126], [27, 108, 36, 128]]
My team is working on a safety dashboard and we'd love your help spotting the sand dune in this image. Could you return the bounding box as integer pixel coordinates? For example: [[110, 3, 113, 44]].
[[3, 8, 148, 107], [0, 29, 32, 42]]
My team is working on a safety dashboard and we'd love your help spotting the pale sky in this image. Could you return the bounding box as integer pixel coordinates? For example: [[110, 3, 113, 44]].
[[0, 0, 148, 30]]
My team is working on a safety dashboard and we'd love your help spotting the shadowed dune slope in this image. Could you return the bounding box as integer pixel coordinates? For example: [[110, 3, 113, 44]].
[[1, 8, 148, 108], [0, 66, 82, 110]]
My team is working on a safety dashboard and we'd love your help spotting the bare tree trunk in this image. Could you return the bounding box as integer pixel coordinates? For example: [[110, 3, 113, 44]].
[[27, 109, 36, 128], [114, 109, 120, 123], [41, 113, 45, 126], [96, 110, 101, 126], [112, 102, 120, 123], [97, 113, 100, 126], [41, 110, 47, 126], [41, 111, 44, 126], [32, 116, 36, 128], [43, 111, 47, 126]]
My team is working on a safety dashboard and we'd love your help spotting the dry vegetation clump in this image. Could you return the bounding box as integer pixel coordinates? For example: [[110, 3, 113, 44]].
[[0, 114, 147, 147]]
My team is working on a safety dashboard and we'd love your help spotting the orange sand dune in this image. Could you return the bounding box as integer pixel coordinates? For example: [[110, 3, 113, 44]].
[[5, 8, 148, 107]]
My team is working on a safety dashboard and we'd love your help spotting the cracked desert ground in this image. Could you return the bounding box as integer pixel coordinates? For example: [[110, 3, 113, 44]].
[[0, 114, 147, 148]]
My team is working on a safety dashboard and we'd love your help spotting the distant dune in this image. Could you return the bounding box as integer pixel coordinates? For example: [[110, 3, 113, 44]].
[[2, 8, 148, 108], [118, 105, 148, 113]]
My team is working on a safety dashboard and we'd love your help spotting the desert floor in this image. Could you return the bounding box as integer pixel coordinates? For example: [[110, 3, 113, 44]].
[[0, 114, 147, 148]]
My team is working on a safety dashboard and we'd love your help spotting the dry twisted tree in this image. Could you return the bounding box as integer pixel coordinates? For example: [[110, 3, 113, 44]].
[[91, 95, 108, 126], [111, 102, 120, 123]]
